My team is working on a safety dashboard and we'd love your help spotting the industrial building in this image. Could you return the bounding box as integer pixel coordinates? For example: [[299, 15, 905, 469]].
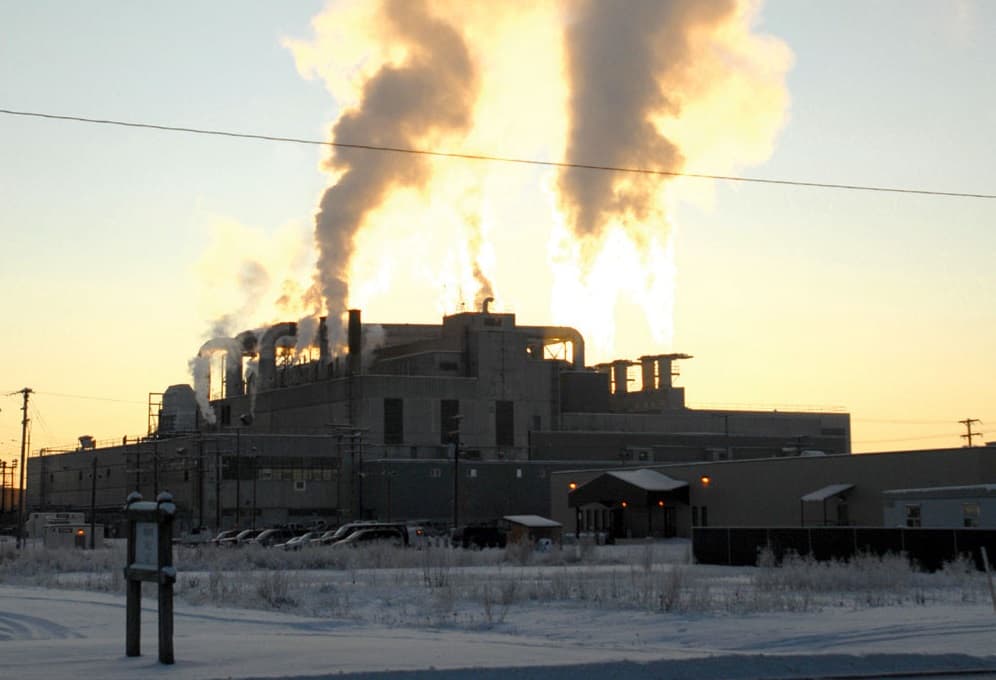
[[26, 308, 852, 536], [552, 445, 996, 539]]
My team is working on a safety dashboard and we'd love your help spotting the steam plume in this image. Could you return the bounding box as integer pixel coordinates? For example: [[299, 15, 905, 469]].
[[558, 0, 734, 244], [311, 0, 479, 354]]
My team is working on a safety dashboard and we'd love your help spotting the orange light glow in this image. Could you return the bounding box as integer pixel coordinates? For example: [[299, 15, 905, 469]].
[[657, 500, 665, 507], [621, 501, 628, 508], [76, 529, 85, 536], [700, 475, 711, 487], [568, 482, 577, 490]]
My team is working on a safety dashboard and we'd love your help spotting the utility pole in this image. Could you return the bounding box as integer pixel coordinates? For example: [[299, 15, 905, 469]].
[[16, 387, 32, 550], [449, 415, 463, 530], [959, 418, 983, 447]]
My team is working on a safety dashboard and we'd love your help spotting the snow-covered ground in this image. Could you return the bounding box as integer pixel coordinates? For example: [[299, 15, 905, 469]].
[[1, 539, 995, 679]]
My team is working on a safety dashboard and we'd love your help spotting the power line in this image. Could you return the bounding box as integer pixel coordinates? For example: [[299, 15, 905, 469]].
[[2, 107, 994, 200], [33, 390, 145, 405], [853, 433, 958, 445]]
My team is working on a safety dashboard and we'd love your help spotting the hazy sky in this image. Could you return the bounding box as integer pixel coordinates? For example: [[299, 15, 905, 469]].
[[1, 1, 993, 459]]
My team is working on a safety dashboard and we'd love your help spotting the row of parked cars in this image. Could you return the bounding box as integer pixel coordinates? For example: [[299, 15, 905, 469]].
[[205, 521, 429, 550]]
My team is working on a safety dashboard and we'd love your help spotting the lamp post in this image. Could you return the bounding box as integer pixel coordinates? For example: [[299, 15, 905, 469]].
[[89, 452, 98, 549], [235, 428, 241, 527], [0, 460, 6, 513], [384, 467, 398, 522], [250, 446, 258, 530], [449, 415, 463, 530]]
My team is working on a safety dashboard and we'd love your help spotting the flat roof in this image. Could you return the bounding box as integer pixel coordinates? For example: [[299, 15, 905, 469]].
[[503, 515, 562, 528], [883, 484, 996, 499]]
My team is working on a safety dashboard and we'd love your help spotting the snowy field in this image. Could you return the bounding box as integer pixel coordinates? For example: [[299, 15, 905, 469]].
[[1, 538, 995, 679]]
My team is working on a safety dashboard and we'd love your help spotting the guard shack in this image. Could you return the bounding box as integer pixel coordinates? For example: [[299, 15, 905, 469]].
[[123, 491, 176, 664]]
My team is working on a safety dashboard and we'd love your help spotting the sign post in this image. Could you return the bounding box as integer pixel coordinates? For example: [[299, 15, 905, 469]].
[[123, 491, 177, 664]]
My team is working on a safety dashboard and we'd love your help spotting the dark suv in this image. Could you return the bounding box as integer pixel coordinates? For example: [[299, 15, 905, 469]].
[[451, 525, 507, 549]]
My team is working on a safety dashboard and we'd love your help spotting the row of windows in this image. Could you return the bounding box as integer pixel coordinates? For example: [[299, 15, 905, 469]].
[[905, 503, 981, 528], [387, 398, 517, 447]]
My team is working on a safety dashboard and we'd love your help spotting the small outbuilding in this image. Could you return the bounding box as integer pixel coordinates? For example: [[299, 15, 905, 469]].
[[568, 468, 689, 539], [883, 484, 996, 528], [501, 514, 562, 546]]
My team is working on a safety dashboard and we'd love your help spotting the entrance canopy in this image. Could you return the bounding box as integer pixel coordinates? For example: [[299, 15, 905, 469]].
[[569, 469, 689, 508], [801, 483, 854, 502]]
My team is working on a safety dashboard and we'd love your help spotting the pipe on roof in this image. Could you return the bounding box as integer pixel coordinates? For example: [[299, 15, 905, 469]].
[[195, 337, 244, 399], [258, 322, 297, 391], [518, 325, 586, 370]]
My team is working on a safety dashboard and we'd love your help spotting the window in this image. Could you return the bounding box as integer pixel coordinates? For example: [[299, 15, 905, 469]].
[[963, 502, 980, 528], [692, 506, 699, 527], [384, 398, 404, 445], [294, 480, 306, 492], [905, 504, 921, 528], [468, 468, 478, 478], [430, 468, 442, 478], [495, 400, 514, 447], [440, 399, 459, 445], [220, 404, 231, 426], [515, 468, 522, 479], [701, 506, 709, 527]]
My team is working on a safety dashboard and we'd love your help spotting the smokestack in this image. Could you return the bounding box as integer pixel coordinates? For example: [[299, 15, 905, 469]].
[[611, 360, 634, 395], [348, 309, 362, 375], [639, 356, 657, 392], [258, 322, 298, 391], [318, 317, 330, 364]]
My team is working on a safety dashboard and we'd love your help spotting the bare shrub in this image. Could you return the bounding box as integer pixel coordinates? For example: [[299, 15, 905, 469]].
[[504, 539, 533, 565], [255, 571, 295, 608]]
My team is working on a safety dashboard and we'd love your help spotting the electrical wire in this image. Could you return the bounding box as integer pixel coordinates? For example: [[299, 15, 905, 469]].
[[2, 107, 994, 199], [33, 391, 145, 405]]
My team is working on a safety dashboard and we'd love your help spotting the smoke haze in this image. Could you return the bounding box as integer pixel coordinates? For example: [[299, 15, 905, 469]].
[[310, 0, 479, 354]]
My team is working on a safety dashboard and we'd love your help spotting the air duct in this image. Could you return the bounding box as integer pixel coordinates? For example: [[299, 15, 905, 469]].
[[518, 325, 586, 369], [258, 322, 297, 391], [195, 336, 244, 399]]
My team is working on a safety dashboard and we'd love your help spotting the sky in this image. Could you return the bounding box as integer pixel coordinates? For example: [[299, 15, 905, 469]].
[[0, 1, 993, 458]]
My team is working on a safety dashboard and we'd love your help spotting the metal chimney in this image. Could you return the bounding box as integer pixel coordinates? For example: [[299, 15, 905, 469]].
[[347, 309, 362, 375], [611, 360, 634, 394], [639, 356, 657, 391]]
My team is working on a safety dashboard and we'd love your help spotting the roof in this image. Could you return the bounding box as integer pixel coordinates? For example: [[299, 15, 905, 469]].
[[882, 484, 996, 500], [801, 483, 854, 502], [606, 469, 689, 492], [503, 515, 562, 528]]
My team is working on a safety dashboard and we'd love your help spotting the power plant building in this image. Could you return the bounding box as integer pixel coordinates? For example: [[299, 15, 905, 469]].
[[26, 309, 852, 535]]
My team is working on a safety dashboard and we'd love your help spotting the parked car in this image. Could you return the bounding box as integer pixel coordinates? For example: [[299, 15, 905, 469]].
[[250, 528, 297, 548], [276, 531, 319, 551], [330, 526, 405, 548], [219, 528, 264, 547], [310, 521, 379, 547], [451, 525, 507, 549], [210, 529, 241, 546]]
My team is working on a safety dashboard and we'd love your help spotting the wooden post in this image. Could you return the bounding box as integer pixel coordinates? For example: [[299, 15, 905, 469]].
[[123, 490, 176, 664]]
